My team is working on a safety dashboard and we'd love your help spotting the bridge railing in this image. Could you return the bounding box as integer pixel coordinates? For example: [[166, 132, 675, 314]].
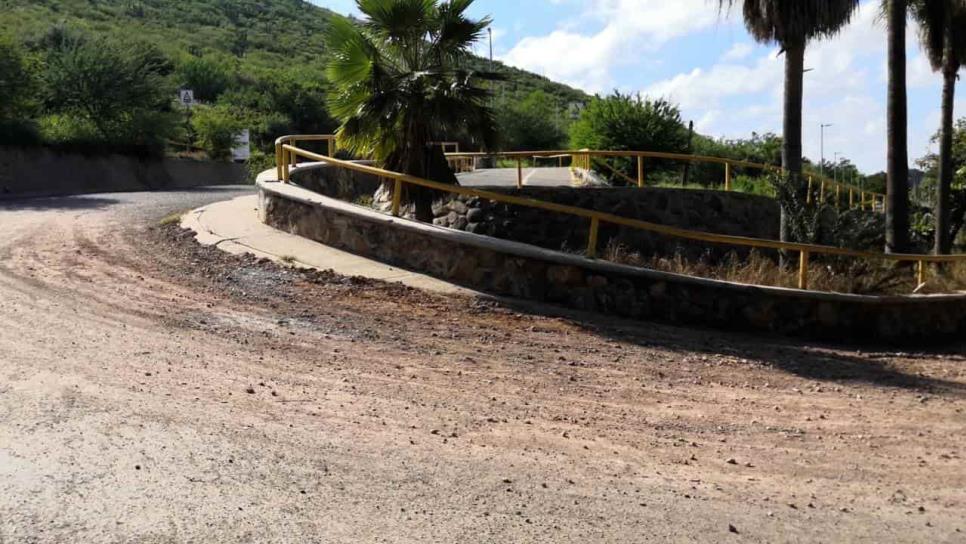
[[275, 138, 964, 291], [445, 149, 887, 213]]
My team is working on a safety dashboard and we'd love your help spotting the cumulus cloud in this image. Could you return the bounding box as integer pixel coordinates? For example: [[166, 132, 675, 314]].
[[501, 0, 722, 92]]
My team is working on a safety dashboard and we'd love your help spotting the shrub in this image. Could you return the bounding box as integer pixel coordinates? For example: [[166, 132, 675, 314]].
[[176, 54, 235, 103], [42, 30, 178, 149], [191, 105, 245, 161], [570, 92, 687, 184], [497, 90, 568, 151]]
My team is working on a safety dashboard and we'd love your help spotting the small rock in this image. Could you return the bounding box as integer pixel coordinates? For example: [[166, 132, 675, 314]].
[[729, 524, 739, 534]]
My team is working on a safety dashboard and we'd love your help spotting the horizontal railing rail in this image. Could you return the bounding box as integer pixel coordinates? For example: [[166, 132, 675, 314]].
[[275, 139, 965, 291], [444, 148, 886, 213]]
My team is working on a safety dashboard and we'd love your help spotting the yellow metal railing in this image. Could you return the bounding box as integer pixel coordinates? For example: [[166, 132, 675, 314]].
[[446, 149, 887, 212], [275, 139, 965, 291]]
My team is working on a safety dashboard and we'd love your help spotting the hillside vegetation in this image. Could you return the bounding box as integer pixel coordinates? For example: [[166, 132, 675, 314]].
[[0, 0, 588, 161]]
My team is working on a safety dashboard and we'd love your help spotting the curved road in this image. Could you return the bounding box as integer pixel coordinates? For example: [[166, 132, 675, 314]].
[[0, 188, 964, 542]]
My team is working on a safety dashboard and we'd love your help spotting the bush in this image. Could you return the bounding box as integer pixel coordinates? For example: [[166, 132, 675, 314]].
[[191, 105, 244, 160], [42, 30, 178, 149], [570, 92, 687, 184], [496, 90, 568, 151], [176, 54, 235, 102]]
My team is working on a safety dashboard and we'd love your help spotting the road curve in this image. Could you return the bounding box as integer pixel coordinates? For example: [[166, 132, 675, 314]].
[[0, 188, 964, 542]]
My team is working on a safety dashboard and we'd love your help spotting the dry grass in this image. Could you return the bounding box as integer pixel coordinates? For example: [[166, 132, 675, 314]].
[[602, 240, 966, 296], [158, 211, 188, 227]]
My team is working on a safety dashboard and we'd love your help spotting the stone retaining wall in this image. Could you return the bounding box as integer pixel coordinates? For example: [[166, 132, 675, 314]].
[[258, 179, 966, 344], [431, 186, 779, 259]]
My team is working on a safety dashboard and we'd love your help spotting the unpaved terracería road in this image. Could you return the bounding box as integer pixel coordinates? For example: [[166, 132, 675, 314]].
[[0, 188, 964, 543]]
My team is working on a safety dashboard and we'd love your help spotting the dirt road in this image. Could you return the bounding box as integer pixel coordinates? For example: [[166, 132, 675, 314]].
[[0, 189, 964, 543]]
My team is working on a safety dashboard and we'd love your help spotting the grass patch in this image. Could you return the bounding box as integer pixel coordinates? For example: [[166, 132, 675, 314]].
[[159, 211, 188, 227], [602, 240, 966, 296], [279, 255, 297, 265]]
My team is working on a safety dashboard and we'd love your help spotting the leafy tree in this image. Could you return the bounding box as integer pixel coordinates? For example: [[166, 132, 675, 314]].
[[911, 0, 966, 254], [191, 104, 245, 160], [719, 0, 860, 251], [916, 117, 966, 247], [42, 31, 178, 149], [325, 0, 499, 222], [0, 36, 40, 144], [570, 92, 687, 184], [496, 90, 568, 151], [177, 54, 236, 103]]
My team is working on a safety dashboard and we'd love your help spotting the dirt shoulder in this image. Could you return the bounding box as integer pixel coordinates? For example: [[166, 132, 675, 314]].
[[0, 195, 963, 543]]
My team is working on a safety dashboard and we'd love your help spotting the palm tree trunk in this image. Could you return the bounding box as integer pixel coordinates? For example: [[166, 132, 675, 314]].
[[886, 0, 911, 254], [934, 24, 957, 255], [780, 37, 805, 265]]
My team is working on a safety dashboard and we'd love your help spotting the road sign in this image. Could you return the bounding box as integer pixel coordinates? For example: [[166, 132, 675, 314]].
[[232, 129, 251, 162], [178, 89, 195, 108]]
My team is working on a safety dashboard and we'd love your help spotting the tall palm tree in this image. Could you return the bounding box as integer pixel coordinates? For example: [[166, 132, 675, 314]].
[[719, 1, 860, 248], [325, 0, 499, 222], [912, 0, 966, 254], [885, 0, 912, 253]]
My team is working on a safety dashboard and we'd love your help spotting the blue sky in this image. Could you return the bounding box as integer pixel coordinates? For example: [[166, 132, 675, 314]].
[[312, 0, 964, 174]]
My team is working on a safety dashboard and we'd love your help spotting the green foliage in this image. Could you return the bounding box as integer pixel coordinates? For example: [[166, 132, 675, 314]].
[[41, 30, 178, 150], [0, 0, 586, 158], [570, 92, 687, 185], [191, 105, 244, 161], [496, 90, 569, 151], [176, 54, 235, 102], [916, 117, 966, 246], [325, 0, 497, 170], [0, 37, 36, 119]]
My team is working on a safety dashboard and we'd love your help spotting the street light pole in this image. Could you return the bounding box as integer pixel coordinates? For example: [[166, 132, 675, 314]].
[[820, 123, 833, 177]]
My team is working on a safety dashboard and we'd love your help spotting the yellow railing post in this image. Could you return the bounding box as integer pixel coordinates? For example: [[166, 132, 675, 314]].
[[849, 188, 854, 208], [835, 185, 841, 208], [275, 141, 283, 181], [282, 148, 290, 182], [391, 178, 403, 217], [327, 137, 335, 158], [587, 217, 600, 258], [820, 180, 826, 203], [637, 156, 645, 188], [517, 158, 523, 189], [798, 250, 810, 290], [917, 260, 926, 285], [807, 177, 813, 204], [724, 162, 732, 191]]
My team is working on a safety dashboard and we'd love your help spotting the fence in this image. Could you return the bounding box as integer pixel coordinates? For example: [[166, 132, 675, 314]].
[[275, 136, 960, 291]]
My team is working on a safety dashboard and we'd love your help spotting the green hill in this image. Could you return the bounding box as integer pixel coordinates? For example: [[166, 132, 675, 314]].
[[0, 0, 589, 156]]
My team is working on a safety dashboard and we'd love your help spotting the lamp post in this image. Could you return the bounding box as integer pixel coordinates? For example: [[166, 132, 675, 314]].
[[820, 123, 833, 177]]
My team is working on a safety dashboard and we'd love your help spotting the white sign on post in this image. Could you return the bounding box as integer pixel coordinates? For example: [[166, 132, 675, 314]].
[[232, 129, 251, 162], [178, 89, 195, 108]]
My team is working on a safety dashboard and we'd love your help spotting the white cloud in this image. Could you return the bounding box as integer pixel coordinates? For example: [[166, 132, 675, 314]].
[[722, 42, 753, 61], [638, 1, 948, 172], [500, 0, 723, 92]]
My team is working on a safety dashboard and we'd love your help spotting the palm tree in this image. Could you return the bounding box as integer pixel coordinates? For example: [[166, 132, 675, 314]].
[[912, 0, 966, 254], [885, 0, 912, 253], [719, 1, 860, 248], [324, 0, 499, 222]]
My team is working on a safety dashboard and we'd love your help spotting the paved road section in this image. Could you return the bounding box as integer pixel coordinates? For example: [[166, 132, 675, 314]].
[[458, 167, 573, 187]]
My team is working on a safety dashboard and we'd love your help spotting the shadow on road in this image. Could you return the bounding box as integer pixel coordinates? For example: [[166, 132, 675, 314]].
[[0, 195, 121, 211], [493, 296, 966, 398]]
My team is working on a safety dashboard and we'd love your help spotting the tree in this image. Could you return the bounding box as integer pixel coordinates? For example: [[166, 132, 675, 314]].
[[569, 92, 687, 184], [177, 54, 235, 103], [911, 0, 966, 254], [324, 0, 499, 222], [884, 0, 913, 253], [497, 90, 568, 151], [0, 36, 40, 144], [191, 104, 245, 161], [42, 31, 177, 148], [719, 0, 860, 248]]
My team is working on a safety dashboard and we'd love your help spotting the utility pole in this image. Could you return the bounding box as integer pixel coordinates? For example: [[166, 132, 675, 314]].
[[488, 27, 493, 65], [820, 123, 833, 177]]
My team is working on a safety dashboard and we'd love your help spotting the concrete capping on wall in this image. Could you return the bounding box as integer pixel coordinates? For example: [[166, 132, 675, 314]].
[[257, 167, 966, 343]]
